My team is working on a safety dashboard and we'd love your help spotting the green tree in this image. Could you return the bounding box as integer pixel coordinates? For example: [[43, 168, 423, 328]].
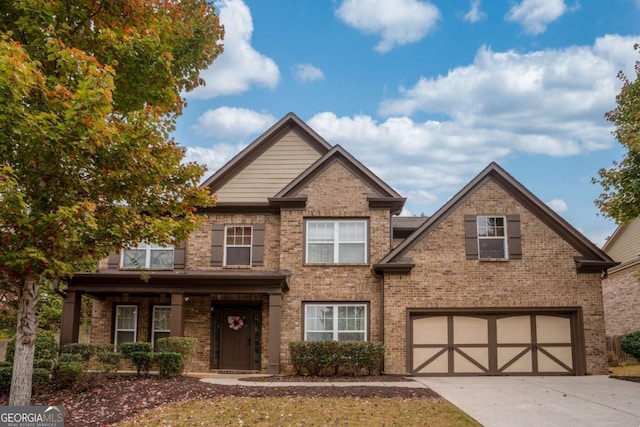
[[594, 43, 640, 223], [0, 0, 223, 405]]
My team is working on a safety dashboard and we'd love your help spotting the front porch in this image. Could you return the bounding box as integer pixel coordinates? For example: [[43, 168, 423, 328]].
[[61, 270, 290, 374]]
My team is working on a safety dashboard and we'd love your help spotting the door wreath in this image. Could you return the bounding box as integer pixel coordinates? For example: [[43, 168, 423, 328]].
[[227, 315, 245, 331]]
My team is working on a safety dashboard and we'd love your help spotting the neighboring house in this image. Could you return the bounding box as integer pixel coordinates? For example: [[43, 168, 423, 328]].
[[602, 217, 640, 338], [60, 113, 616, 376]]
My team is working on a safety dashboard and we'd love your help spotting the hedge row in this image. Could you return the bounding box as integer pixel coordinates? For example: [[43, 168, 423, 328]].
[[289, 341, 384, 376]]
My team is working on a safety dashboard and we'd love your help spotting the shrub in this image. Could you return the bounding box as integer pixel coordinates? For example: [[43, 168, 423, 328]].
[[620, 331, 640, 361], [289, 341, 384, 376], [156, 337, 197, 372], [607, 350, 620, 367], [52, 361, 84, 390], [129, 351, 153, 375], [0, 361, 12, 368], [59, 343, 95, 361], [93, 343, 116, 354], [119, 342, 152, 359], [5, 329, 58, 363], [33, 358, 54, 370], [154, 352, 184, 378], [57, 353, 86, 364], [96, 351, 121, 373], [0, 366, 12, 393]]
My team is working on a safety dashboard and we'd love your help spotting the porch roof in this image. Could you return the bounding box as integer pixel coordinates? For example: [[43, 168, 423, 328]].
[[65, 270, 291, 298]]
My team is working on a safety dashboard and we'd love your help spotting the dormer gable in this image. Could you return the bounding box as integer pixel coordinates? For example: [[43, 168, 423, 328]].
[[202, 113, 332, 207], [268, 145, 406, 214], [375, 162, 617, 274]]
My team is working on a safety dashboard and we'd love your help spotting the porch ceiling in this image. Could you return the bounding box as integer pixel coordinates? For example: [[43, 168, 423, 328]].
[[65, 270, 291, 299]]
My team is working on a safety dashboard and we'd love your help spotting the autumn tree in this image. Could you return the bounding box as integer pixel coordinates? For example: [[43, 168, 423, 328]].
[[595, 43, 640, 223], [0, 0, 223, 405]]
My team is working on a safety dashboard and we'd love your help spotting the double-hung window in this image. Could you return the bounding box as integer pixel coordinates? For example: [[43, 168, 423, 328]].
[[304, 303, 367, 341], [122, 243, 174, 269], [114, 305, 137, 346], [224, 225, 252, 266], [477, 216, 507, 259], [306, 220, 367, 264], [152, 306, 171, 351]]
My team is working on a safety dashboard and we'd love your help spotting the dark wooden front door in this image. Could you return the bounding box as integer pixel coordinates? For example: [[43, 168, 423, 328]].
[[211, 307, 262, 371]]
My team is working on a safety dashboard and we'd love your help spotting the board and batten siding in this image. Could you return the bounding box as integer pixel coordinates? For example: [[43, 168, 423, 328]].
[[215, 131, 323, 203], [604, 217, 640, 263]]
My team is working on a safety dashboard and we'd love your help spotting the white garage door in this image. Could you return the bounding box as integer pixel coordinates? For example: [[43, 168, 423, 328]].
[[411, 313, 576, 375]]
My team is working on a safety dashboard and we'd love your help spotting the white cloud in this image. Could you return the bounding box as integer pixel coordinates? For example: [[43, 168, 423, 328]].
[[546, 198, 568, 213], [192, 107, 275, 139], [379, 35, 639, 157], [184, 144, 242, 179], [464, 0, 487, 23], [294, 64, 325, 83], [336, 0, 440, 53], [186, 0, 280, 99], [505, 0, 571, 35]]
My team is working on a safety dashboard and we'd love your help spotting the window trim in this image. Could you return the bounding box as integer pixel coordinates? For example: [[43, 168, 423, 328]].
[[151, 305, 171, 350], [114, 304, 138, 346], [223, 225, 253, 266], [305, 219, 368, 264], [477, 215, 508, 260], [121, 243, 174, 270], [303, 303, 368, 341]]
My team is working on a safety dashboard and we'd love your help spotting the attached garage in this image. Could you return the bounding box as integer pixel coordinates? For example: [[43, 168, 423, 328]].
[[409, 309, 585, 376]]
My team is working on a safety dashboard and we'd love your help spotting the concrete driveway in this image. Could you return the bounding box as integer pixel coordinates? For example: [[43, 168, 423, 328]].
[[415, 376, 640, 427]]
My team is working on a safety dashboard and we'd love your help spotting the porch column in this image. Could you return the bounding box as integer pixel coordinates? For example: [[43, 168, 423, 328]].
[[170, 293, 185, 337], [267, 293, 282, 374], [60, 290, 82, 345]]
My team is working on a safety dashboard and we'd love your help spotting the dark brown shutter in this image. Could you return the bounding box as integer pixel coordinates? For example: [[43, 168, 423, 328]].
[[211, 224, 225, 266], [107, 252, 121, 269], [173, 241, 186, 269], [464, 215, 478, 260], [252, 223, 265, 266], [507, 214, 522, 259]]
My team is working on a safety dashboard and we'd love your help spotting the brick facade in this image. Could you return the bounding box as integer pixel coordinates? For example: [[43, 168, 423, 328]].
[[381, 180, 608, 375], [603, 262, 640, 337]]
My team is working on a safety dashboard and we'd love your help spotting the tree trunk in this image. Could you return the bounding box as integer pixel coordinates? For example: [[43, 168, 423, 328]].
[[9, 279, 40, 406]]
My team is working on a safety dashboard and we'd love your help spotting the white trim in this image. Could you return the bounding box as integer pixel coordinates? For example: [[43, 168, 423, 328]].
[[305, 220, 368, 264], [223, 225, 253, 266], [121, 243, 174, 269], [477, 215, 507, 259], [114, 305, 137, 346], [304, 303, 368, 341]]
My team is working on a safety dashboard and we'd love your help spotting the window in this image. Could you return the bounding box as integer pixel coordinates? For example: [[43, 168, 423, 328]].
[[122, 243, 174, 269], [304, 304, 367, 341], [477, 216, 506, 259], [224, 226, 252, 266], [306, 220, 367, 264], [114, 305, 137, 346], [152, 306, 171, 351]]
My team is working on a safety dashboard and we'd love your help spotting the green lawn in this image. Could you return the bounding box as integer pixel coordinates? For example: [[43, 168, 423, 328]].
[[116, 396, 479, 426]]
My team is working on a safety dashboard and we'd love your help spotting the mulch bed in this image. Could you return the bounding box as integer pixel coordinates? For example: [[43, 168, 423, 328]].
[[609, 375, 640, 383], [0, 374, 439, 427], [240, 374, 414, 382]]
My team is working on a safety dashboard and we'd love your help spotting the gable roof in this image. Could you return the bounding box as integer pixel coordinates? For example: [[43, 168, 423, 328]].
[[375, 162, 616, 274], [201, 112, 332, 193], [269, 145, 406, 214]]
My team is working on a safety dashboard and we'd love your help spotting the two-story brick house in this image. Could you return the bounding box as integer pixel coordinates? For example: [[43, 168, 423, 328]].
[[60, 113, 616, 375]]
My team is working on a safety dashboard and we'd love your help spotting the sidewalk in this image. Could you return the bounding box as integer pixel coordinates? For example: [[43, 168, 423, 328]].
[[198, 373, 425, 388]]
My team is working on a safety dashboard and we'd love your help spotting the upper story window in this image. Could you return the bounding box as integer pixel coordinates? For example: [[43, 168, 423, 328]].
[[121, 243, 174, 269], [464, 214, 522, 261], [225, 225, 252, 266], [305, 220, 367, 264], [477, 216, 506, 259]]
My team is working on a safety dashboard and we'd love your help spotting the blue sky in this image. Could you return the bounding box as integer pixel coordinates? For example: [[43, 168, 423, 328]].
[[175, 0, 640, 247]]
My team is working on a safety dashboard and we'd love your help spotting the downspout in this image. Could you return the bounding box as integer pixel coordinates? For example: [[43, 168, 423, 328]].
[[372, 268, 385, 373]]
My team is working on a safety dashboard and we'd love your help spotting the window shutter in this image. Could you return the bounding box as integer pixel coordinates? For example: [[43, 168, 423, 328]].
[[252, 223, 265, 266], [211, 224, 225, 266], [507, 214, 522, 259], [173, 241, 186, 269], [464, 215, 478, 260], [107, 252, 120, 269]]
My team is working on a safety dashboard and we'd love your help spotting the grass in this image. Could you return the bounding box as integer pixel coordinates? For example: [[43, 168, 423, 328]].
[[610, 363, 640, 377], [116, 396, 480, 427]]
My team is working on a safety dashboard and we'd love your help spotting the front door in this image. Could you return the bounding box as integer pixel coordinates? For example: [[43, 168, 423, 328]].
[[211, 307, 262, 371]]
